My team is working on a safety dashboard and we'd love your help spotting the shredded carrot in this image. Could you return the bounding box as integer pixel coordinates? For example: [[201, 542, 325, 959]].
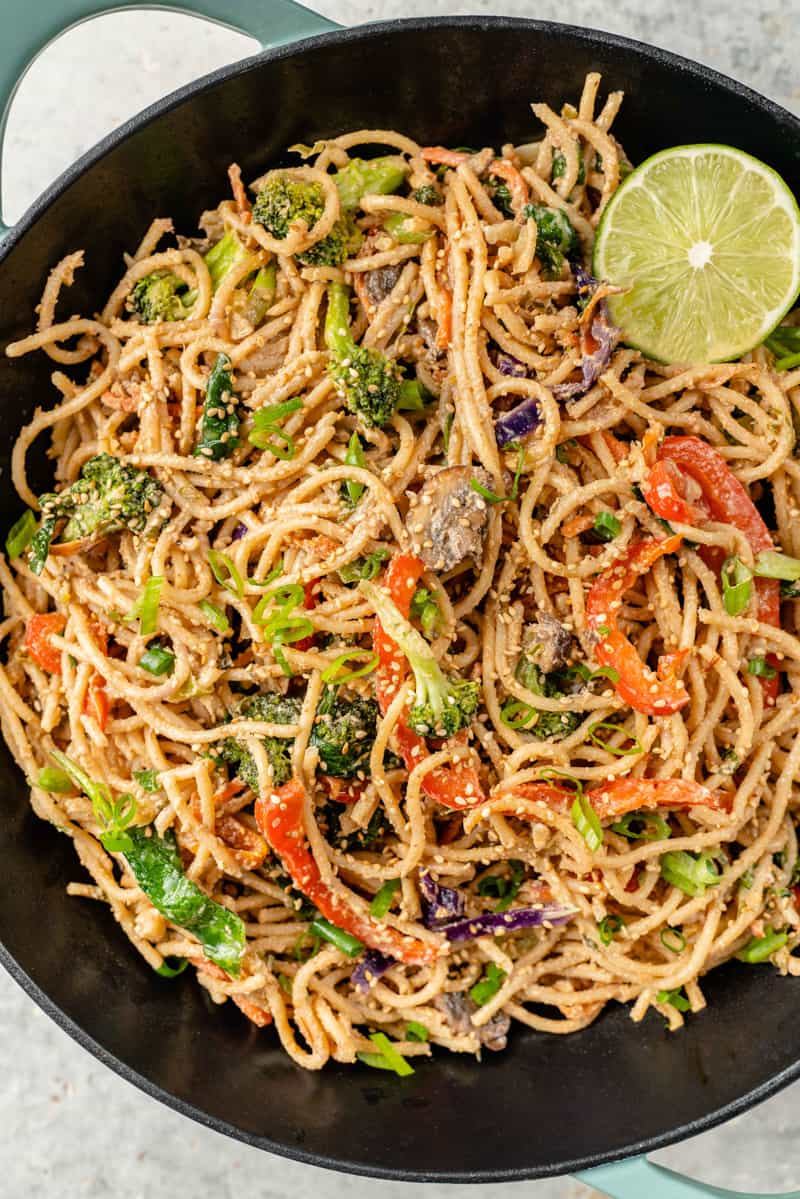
[[420, 147, 528, 212], [561, 513, 595, 538], [228, 163, 251, 221], [436, 286, 453, 351]]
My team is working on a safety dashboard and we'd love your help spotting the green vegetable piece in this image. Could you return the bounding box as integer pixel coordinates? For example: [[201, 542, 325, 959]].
[[736, 925, 788, 963], [199, 599, 231, 635], [358, 1031, 415, 1076], [338, 548, 389, 584], [204, 229, 248, 290], [244, 262, 277, 327], [571, 790, 603, 852], [397, 379, 434, 411], [207, 550, 244, 599], [765, 323, 800, 370], [593, 510, 621, 541], [598, 914, 624, 945], [405, 1020, 430, 1042], [129, 271, 192, 323], [477, 860, 525, 912], [661, 850, 721, 896], [251, 172, 366, 268], [138, 641, 175, 676], [384, 210, 434, 245], [753, 549, 800, 582], [748, 656, 777, 679], [155, 956, 189, 978], [133, 769, 160, 793], [470, 961, 507, 1007], [310, 916, 364, 957], [410, 586, 440, 639], [523, 203, 579, 274], [552, 149, 586, 186], [35, 766, 74, 793], [412, 185, 442, 206], [611, 810, 671, 842], [369, 879, 400, 917], [138, 575, 164, 637], [469, 443, 525, 504], [333, 156, 408, 210], [50, 750, 137, 853], [660, 927, 686, 954], [195, 353, 240, 461], [657, 987, 691, 1012], [34, 454, 163, 567], [721, 555, 753, 616], [325, 282, 403, 428], [125, 827, 245, 975], [217, 692, 301, 789], [341, 431, 368, 508], [310, 686, 379, 778], [6, 509, 36, 560], [360, 580, 479, 737]]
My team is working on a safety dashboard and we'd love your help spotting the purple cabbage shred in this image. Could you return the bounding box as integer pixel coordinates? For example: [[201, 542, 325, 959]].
[[419, 871, 464, 927], [436, 903, 576, 942], [351, 949, 395, 993], [552, 265, 621, 402], [494, 397, 542, 448]]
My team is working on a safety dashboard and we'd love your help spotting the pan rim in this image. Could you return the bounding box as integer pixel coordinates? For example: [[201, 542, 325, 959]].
[[1, 14, 799, 1181]]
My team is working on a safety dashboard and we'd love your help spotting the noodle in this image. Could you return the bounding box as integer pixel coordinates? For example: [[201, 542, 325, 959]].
[[3, 74, 800, 1072]]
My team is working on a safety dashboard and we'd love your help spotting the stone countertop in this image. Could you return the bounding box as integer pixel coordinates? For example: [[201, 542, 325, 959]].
[[1, 2, 799, 1196]]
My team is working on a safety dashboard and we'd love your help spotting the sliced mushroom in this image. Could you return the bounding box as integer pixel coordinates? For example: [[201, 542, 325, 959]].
[[434, 991, 511, 1052], [363, 263, 405, 309], [407, 465, 493, 572], [521, 612, 574, 675]]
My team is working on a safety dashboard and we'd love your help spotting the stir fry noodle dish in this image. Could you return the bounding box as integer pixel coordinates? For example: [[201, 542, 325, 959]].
[[3, 72, 800, 1074]]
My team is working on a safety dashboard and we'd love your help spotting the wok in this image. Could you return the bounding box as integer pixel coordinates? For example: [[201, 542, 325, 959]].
[[0, 4, 799, 1195]]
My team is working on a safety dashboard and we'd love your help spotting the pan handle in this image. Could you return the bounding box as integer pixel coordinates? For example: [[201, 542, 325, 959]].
[[577, 1155, 794, 1198], [0, 0, 340, 233]]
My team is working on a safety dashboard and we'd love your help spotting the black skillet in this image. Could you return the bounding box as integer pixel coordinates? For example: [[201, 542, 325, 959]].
[[0, 4, 798, 1194]]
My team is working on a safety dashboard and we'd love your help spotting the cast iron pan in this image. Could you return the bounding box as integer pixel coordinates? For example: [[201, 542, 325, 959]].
[[1, 12, 799, 1184]]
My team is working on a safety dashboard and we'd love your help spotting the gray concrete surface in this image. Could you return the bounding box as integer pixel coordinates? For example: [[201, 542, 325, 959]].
[[1, 2, 799, 1195]]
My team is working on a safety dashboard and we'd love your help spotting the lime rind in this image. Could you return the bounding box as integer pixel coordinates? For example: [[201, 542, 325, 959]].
[[592, 143, 800, 364]]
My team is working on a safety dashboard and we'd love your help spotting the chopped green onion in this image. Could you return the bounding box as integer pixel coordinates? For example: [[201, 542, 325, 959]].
[[611, 810, 671, 842], [570, 663, 619, 685], [499, 698, 536, 730], [342, 431, 367, 507], [248, 559, 284, 589], [405, 1021, 429, 1042], [748, 656, 776, 679], [138, 643, 175, 676], [598, 914, 624, 945], [338, 549, 389, 584], [293, 930, 321, 961], [133, 769, 160, 793], [739, 868, 755, 891], [35, 766, 74, 793], [571, 791, 603, 852], [596, 624, 611, 637], [469, 961, 507, 1006], [469, 444, 525, 504], [721, 556, 753, 616], [476, 860, 525, 912], [199, 599, 230, 634], [593, 510, 621, 541], [661, 850, 720, 896], [358, 1032, 414, 1077], [775, 351, 800, 371], [660, 927, 686, 954], [6, 509, 37, 559], [753, 550, 800, 582], [50, 749, 137, 853], [657, 987, 690, 1012], [736, 925, 788, 963], [207, 550, 244, 599], [369, 878, 400, 917], [309, 917, 364, 957], [277, 973, 293, 995], [249, 398, 303, 458], [155, 957, 188, 978], [321, 650, 379, 685], [253, 399, 303, 428], [588, 721, 643, 756], [396, 379, 433, 409], [138, 575, 164, 637], [252, 583, 304, 625]]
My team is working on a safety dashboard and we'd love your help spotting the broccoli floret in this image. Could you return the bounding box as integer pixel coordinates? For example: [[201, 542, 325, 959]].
[[514, 656, 581, 741], [333, 156, 408, 208], [309, 686, 379, 777], [360, 580, 480, 737], [252, 175, 362, 268], [128, 271, 192, 323], [324, 282, 402, 427], [489, 180, 514, 217], [413, 184, 442, 206], [522, 204, 580, 275], [30, 454, 163, 572], [217, 692, 301, 789]]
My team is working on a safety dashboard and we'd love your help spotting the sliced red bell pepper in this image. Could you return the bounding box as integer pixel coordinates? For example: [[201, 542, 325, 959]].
[[585, 535, 689, 716], [375, 553, 486, 809], [509, 776, 724, 818], [293, 579, 320, 653], [255, 780, 439, 964], [643, 436, 780, 703], [25, 613, 66, 673]]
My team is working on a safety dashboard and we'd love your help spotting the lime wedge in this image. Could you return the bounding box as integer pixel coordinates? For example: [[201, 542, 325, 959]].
[[592, 144, 800, 363]]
